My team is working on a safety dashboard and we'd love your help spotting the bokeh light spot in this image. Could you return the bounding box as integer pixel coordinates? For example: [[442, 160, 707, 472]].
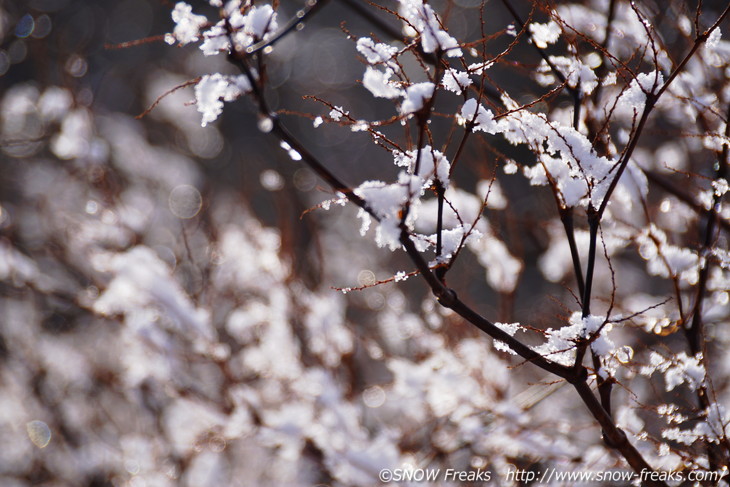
[[26, 420, 51, 448], [169, 185, 203, 219], [362, 386, 386, 408], [15, 14, 35, 38]]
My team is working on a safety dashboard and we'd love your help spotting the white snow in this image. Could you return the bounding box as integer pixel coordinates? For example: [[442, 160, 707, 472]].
[[399, 82, 435, 116], [194, 73, 252, 126], [399, 0, 462, 57], [529, 21, 561, 48], [357, 37, 399, 69], [457, 99, 498, 134], [394, 145, 451, 188], [618, 71, 664, 111], [442, 68, 472, 94], [168, 2, 208, 46], [363, 67, 403, 99]]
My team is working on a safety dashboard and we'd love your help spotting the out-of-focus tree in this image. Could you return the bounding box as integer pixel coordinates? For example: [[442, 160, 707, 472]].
[[1, 1, 729, 486]]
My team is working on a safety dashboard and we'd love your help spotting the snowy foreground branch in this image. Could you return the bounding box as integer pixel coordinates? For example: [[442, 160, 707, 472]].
[[2, 0, 730, 485]]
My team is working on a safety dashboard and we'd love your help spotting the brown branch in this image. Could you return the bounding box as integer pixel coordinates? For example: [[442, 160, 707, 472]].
[[104, 34, 167, 50], [136, 78, 200, 119]]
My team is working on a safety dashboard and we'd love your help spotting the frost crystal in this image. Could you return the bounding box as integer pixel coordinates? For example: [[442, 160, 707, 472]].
[[354, 177, 411, 250], [399, 0, 462, 57], [705, 27, 722, 51], [712, 178, 729, 196], [431, 224, 481, 264], [199, 4, 278, 55], [495, 322, 521, 336], [245, 4, 277, 39], [602, 71, 617, 86], [529, 21, 561, 48], [619, 71, 664, 111], [200, 22, 229, 55], [581, 313, 605, 334], [329, 106, 348, 121], [467, 60, 494, 75], [441, 69, 472, 94], [350, 120, 369, 132], [457, 99, 498, 134], [168, 2, 208, 46], [357, 37, 399, 69], [493, 340, 517, 355], [394, 145, 451, 188], [363, 67, 403, 99], [531, 313, 589, 366], [357, 208, 372, 236], [354, 144, 453, 251], [399, 82, 434, 116], [194, 73, 252, 126], [496, 106, 627, 207]]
